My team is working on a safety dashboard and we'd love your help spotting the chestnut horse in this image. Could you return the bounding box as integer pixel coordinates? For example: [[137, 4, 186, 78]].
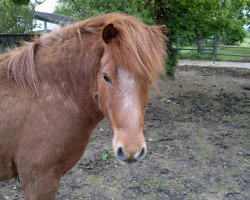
[[0, 13, 166, 199]]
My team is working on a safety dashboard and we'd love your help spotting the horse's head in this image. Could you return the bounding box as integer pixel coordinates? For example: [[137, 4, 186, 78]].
[[98, 54, 149, 164], [96, 20, 166, 164]]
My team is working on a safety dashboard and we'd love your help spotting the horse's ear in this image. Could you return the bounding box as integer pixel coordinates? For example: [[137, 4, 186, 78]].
[[159, 25, 167, 34], [102, 23, 119, 44]]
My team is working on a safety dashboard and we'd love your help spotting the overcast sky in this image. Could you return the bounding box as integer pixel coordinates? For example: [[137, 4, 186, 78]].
[[31, 0, 59, 31], [31, 0, 58, 13]]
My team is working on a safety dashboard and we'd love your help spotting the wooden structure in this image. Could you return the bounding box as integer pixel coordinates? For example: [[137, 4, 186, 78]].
[[34, 11, 75, 32]]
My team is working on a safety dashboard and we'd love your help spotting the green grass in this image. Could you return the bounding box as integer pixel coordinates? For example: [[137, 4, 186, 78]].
[[176, 150, 190, 159], [176, 38, 250, 62], [216, 46, 250, 61], [177, 183, 185, 192], [217, 182, 237, 192], [224, 166, 242, 177], [101, 150, 114, 160], [186, 192, 198, 200], [178, 50, 212, 60], [144, 177, 169, 187], [241, 37, 250, 46], [196, 128, 206, 138]]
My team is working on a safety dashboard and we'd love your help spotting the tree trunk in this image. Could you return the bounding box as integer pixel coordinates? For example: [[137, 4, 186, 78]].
[[197, 38, 205, 53]]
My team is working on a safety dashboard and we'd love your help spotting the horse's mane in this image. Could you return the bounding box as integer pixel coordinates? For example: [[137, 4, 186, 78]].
[[80, 13, 167, 82], [0, 13, 166, 93], [1, 41, 39, 92]]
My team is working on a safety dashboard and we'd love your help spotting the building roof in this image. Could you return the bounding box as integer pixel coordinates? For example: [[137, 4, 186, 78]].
[[34, 11, 75, 26]]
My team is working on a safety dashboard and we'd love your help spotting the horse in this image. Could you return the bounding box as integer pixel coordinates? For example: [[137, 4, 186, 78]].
[[0, 13, 166, 199]]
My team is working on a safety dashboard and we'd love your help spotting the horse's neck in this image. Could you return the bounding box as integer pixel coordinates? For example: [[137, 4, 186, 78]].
[[35, 32, 103, 120], [37, 29, 102, 87]]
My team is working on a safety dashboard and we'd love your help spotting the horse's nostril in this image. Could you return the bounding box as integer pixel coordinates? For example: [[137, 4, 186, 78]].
[[116, 146, 147, 164], [117, 147, 126, 161], [135, 147, 147, 161]]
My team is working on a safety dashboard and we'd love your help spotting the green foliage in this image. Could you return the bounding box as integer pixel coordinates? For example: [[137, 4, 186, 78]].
[[178, 51, 212, 61], [55, 0, 249, 75], [166, 41, 178, 76], [197, 128, 206, 138], [56, 0, 143, 20], [221, 26, 247, 45], [177, 39, 250, 62], [101, 150, 114, 161], [141, 0, 249, 73], [145, 0, 249, 40], [11, 0, 46, 5], [217, 181, 237, 192], [0, 0, 35, 33], [144, 177, 168, 187], [12, 0, 29, 4], [55, 0, 155, 25]]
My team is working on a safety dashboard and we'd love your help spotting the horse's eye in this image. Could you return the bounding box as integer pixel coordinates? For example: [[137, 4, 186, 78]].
[[103, 74, 112, 84]]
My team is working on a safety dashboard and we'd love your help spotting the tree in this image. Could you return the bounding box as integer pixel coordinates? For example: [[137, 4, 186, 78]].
[[140, 0, 249, 73], [0, 0, 36, 33], [55, 0, 250, 75], [56, 0, 249, 41], [55, 0, 147, 21], [12, 0, 29, 4], [143, 0, 249, 40]]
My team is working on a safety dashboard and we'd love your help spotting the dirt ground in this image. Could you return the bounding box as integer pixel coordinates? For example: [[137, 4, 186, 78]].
[[0, 65, 249, 200]]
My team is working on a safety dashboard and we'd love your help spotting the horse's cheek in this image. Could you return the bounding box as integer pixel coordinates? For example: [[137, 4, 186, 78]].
[[97, 84, 106, 115]]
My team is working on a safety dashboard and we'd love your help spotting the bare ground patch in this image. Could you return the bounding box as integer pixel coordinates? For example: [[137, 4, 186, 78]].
[[0, 66, 249, 200]]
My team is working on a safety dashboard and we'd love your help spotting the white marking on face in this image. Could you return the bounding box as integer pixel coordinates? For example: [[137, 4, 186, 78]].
[[118, 69, 140, 120]]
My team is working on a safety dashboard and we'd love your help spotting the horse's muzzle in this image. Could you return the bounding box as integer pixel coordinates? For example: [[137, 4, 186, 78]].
[[115, 146, 147, 164]]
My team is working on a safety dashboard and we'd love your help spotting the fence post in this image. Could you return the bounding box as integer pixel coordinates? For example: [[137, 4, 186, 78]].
[[212, 36, 218, 63], [197, 37, 205, 53]]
